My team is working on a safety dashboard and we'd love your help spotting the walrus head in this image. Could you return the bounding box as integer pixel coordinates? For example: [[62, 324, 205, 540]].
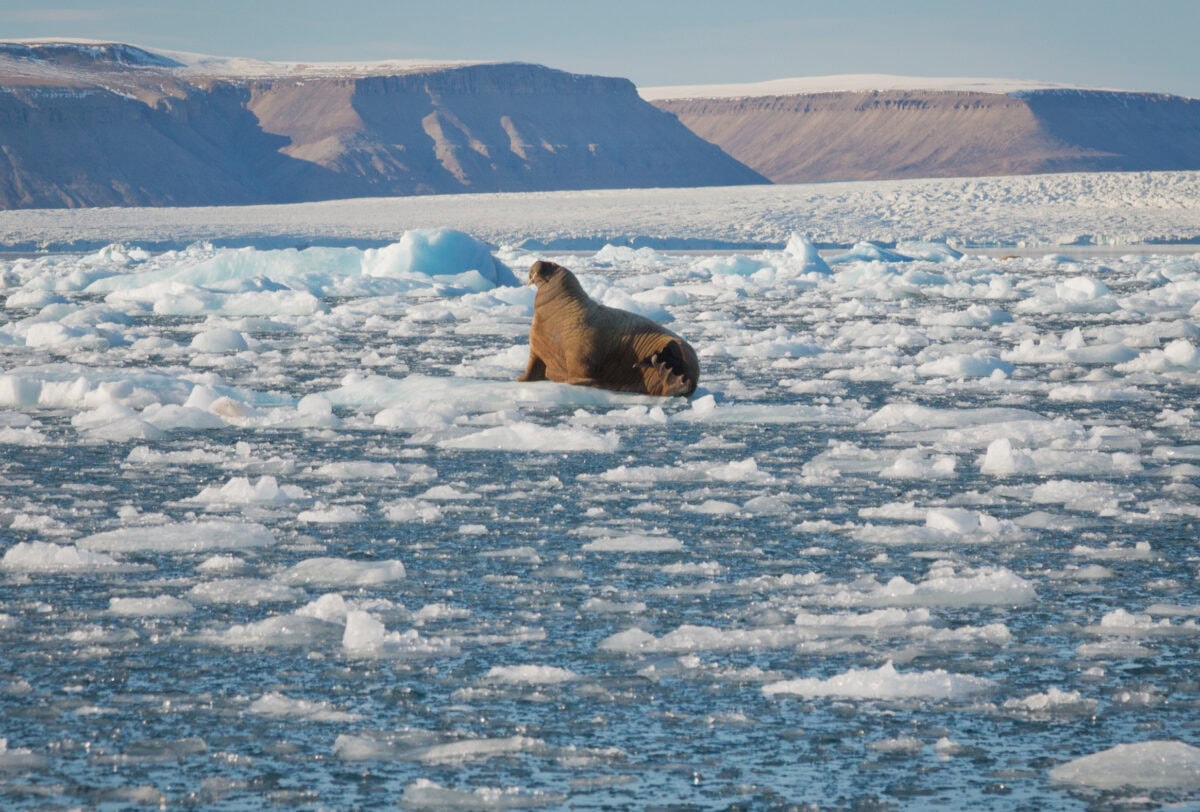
[[527, 260, 563, 287]]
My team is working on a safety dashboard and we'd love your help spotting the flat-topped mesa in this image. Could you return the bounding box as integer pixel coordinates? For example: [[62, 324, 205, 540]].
[[0, 40, 185, 71], [645, 75, 1200, 182], [0, 41, 766, 209]]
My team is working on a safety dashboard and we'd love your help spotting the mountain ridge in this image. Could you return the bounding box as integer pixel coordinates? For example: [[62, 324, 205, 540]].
[[0, 40, 766, 209], [647, 78, 1200, 183]]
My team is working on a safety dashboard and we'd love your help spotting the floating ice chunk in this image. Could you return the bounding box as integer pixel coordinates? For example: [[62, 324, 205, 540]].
[[863, 404, 1044, 432], [312, 461, 400, 479], [1049, 741, 1200, 790], [1091, 608, 1189, 635], [782, 233, 832, 275], [596, 456, 771, 484], [24, 321, 86, 348], [828, 242, 910, 264], [916, 353, 1013, 378], [374, 406, 455, 430], [0, 541, 137, 573], [1031, 480, 1132, 513], [201, 613, 342, 648], [249, 692, 363, 722], [1015, 275, 1118, 314], [925, 508, 1004, 535], [879, 448, 957, 479], [334, 731, 549, 765], [1070, 542, 1152, 561], [77, 520, 277, 553], [140, 403, 227, 431], [483, 665, 577, 684], [1116, 338, 1200, 373], [333, 372, 642, 419], [868, 736, 924, 754], [980, 438, 1038, 476], [694, 254, 771, 277], [823, 565, 1036, 608], [581, 534, 683, 553], [682, 400, 861, 426], [196, 555, 249, 574], [341, 610, 455, 657], [5, 289, 68, 309], [570, 404, 669, 427], [1002, 687, 1098, 716], [297, 504, 365, 523], [415, 736, 551, 765], [187, 476, 306, 505], [295, 593, 351, 622], [763, 661, 993, 700], [0, 374, 40, 407], [362, 229, 517, 287], [384, 499, 444, 522], [276, 557, 406, 587], [599, 608, 932, 655], [1059, 276, 1110, 300], [805, 443, 962, 482], [743, 495, 792, 516], [107, 595, 195, 616], [190, 327, 249, 353], [0, 425, 48, 445], [400, 779, 565, 809], [187, 578, 306, 606], [438, 422, 619, 452], [591, 283, 674, 322], [419, 485, 475, 501], [1048, 383, 1148, 402], [581, 597, 646, 614], [894, 241, 963, 262], [683, 499, 741, 515], [72, 402, 166, 442]]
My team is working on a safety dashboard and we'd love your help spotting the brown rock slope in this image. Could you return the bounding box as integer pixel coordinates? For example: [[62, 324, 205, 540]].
[[0, 41, 766, 209], [652, 89, 1200, 183]]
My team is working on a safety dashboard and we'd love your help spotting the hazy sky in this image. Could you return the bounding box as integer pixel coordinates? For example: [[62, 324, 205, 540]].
[[7, 0, 1198, 97]]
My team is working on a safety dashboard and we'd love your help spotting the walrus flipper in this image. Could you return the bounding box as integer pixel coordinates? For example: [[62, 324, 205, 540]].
[[518, 354, 547, 382], [635, 340, 695, 397]]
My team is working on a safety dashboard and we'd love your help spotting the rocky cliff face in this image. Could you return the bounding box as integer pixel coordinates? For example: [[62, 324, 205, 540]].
[[0, 42, 766, 209], [651, 88, 1200, 183]]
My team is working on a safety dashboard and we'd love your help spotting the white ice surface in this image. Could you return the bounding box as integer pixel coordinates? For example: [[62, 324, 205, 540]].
[[1049, 741, 1200, 790], [3, 172, 1199, 251], [763, 661, 994, 700], [3, 182, 1200, 807]]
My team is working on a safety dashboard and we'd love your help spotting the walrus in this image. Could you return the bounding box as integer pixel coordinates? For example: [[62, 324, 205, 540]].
[[517, 260, 699, 397]]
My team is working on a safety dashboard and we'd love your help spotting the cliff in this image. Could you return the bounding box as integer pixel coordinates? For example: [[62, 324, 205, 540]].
[[0, 41, 767, 209], [648, 83, 1200, 183]]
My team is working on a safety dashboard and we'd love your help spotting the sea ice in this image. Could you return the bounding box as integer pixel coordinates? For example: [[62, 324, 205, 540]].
[[763, 661, 994, 700], [76, 520, 278, 553], [1049, 741, 1200, 790]]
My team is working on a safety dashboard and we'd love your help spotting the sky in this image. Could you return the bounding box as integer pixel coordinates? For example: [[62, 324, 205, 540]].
[[6, 0, 1199, 98]]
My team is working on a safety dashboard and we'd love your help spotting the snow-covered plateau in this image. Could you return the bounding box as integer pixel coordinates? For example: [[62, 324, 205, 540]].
[[1, 177, 1200, 808]]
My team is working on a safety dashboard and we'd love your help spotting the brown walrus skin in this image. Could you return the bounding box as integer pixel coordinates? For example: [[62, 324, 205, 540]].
[[517, 260, 699, 397]]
